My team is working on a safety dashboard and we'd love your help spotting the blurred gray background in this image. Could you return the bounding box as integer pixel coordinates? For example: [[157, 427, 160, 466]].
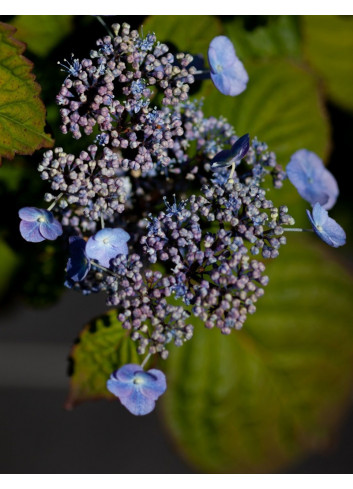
[[1, 290, 353, 473]]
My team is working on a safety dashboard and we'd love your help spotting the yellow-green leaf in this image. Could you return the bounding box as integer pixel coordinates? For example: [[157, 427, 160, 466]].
[[66, 310, 140, 409], [11, 15, 74, 58], [224, 16, 301, 62], [0, 22, 53, 164], [201, 58, 330, 166], [302, 15, 353, 112], [142, 15, 222, 60], [163, 236, 353, 473]]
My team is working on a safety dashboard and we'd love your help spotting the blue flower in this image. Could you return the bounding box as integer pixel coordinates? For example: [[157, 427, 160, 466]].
[[107, 364, 167, 416], [208, 36, 248, 96], [95, 133, 109, 146], [19, 207, 63, 243], [66, 236, 91, 281], [286, 149, 339, 210], [307, 203, 346, 248], [85, 228, 130, 267], [57, 56, 81, 78], [210, 133, 249, 170]]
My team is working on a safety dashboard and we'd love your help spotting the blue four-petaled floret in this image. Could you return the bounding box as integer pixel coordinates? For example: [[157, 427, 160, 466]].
[[19, 207, 63, 243], [107, 364, 167, 416]]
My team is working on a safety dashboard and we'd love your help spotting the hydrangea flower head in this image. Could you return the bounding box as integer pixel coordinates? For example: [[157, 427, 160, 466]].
[[286, 149, 339, 210], [85, 228, 130, 267], [19, 207, 63, 243], [107, 364, 167, 416], [66, 236, 91, 282], [208, 36, 248, 96], [211, 133, 250, 169], [306, 202, 346, 248]]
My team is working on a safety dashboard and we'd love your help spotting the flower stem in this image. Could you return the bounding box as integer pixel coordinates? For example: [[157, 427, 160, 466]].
[[283, 228, 314, 233], [228, 161, 236, 183], [47, 193, 63, 212], [141, 353, 151, 369], [176, 70, 210, 81], [95, 16, 114, 38], [90, 260, 120, 279], [100, 214, 105, 229]]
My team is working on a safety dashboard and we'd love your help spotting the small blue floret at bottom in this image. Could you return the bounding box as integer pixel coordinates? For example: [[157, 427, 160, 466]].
[[107, 364, 167, 416]]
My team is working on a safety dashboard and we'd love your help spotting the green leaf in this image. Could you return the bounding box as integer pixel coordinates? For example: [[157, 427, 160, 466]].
[[162, 236, 353, 473], [302, 15, 353, 112], [224, 16, 301, 62], [142, 15, 222, 59], [66, 310, 140, 409], [11, 15, 74, 58], [0, 22, 53, 164], [201, 58, 330, 166]]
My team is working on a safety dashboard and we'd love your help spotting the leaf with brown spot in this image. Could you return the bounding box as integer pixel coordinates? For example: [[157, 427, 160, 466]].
[[0, 22, 53, 165]]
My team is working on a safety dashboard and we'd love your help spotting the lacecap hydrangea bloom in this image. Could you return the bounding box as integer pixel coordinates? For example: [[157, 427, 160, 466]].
[[18, 21, 346, 416]]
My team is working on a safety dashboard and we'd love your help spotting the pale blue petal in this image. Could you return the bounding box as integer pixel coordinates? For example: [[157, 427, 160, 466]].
[[319, 169, 339, 210], [208, 36, 248, 96], [121, 388, 156, 416], [307, 204, 346, 248], [18, 207, 44, 222], [20, 220, 44, 242], [140, 369, 167, 400], [321, 217, 346, 247], [114, 364, 143, 382], [86, 228, 130, 267], [287, 150, 339, 209], [312, 202, 328, 227], [106, 379, 135, 399], [39, 219, 63, 240]]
